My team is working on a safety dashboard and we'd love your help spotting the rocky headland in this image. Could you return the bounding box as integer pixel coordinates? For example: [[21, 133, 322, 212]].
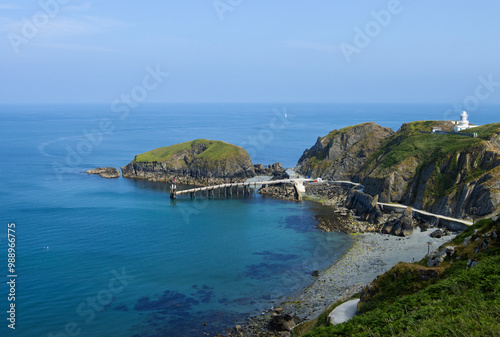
[[226, 121, 500, 337], [86, 167, 121, 179], [297, 121, 500, 219], [297, 122, 396, 182], [121, 139, 256, 185], [93, 120, 499, 337]]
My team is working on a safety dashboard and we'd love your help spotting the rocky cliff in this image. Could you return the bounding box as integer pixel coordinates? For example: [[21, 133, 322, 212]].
[[298, 121, 500, 218], [121, 139, 255, 185], [296, 122, 395, 181]]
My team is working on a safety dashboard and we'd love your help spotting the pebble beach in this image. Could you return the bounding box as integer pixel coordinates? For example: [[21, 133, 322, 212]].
[[285, 228, 457, 321], [230, 228, 457, 336]]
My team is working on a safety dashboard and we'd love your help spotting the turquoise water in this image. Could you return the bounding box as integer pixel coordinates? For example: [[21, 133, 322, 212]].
[[0, 103, 497, 336]]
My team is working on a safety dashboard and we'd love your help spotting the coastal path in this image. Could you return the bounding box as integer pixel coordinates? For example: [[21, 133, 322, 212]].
[[319, 180, 473, 229], [378, 203, 473, 228], [170, 178, 313, 199]]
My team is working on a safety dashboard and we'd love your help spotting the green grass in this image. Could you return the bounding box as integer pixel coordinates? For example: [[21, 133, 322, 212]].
[[376, 128, 482, 170], [323, 125, 357, 144], [134, 139, 245, 163], [293, 296, 360, 336], [464, 122, 500, 140], [299, 217, 500, 337], [361, 121, 500, 200], [372, 121, 500, 171]]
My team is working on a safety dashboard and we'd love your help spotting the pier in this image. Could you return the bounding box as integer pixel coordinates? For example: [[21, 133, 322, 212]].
[[170, 178, 473, 230], [169, 178, 312, 199]]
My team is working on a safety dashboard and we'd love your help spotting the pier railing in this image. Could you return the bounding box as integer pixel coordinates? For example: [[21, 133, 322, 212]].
[[169, 179, 312, 199]]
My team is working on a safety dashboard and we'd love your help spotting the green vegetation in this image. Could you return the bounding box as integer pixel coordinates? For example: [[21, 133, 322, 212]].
[[323, 125, 357, 144], [362, 121, 500, 201], [309, 156, 332, 172], [134, 139, 245, 163], [298, 216, 500, 337], [293, 298, 357, 336], [465, 122, 500, 140], [370, 121, 500, 172], [373, 121, 485, 170]]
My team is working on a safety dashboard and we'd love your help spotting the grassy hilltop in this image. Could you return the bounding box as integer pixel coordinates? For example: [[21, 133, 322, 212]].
[[365, 121, 500, 174], [121, 139, 255, 185], [134, 139, 246, 164]]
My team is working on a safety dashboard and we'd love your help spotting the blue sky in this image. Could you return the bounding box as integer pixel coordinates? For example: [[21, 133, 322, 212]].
[[1, 0, 499, 104]]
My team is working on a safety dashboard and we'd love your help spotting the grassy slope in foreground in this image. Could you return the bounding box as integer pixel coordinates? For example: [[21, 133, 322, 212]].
[[134, 139, 245, 163], [299, 215, 500, 337]]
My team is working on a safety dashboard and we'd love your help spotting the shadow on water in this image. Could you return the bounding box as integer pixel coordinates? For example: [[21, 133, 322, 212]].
[[128, 287, 249, 337]]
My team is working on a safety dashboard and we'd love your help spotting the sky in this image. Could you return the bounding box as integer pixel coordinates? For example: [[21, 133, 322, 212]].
[[1, 0, 500, 104]]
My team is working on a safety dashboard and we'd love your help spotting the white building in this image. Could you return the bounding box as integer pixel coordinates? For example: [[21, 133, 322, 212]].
[[453, 111, 477, 132]]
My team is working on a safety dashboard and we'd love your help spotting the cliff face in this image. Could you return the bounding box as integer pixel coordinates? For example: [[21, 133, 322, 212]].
[[362, 140, 500, 218], [121, 139, 255, 185], [296, 122, 395, 181], [298, 121, 500, 218]]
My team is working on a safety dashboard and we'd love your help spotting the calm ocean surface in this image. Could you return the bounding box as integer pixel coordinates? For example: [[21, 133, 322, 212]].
[[0, 103, 497, 336]]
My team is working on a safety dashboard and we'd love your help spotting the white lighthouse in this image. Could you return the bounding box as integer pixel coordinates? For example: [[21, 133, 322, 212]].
[[454, 111, 474, 132]]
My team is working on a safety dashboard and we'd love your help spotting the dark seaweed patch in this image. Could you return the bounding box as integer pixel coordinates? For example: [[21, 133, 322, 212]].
[[191, 285, 214, 304], [131, 310, 248, 337], [244, 262, 289, 280], [134, 290, 199, 315], [254, 250, 299, 261], [114, 303, 129, 312]]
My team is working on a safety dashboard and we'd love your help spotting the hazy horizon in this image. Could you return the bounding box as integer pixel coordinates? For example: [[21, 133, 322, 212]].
[[1, 1, 500, 105]]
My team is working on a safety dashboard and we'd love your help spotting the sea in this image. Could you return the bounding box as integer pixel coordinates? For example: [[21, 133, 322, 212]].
[[0, 103, 497, 337]]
